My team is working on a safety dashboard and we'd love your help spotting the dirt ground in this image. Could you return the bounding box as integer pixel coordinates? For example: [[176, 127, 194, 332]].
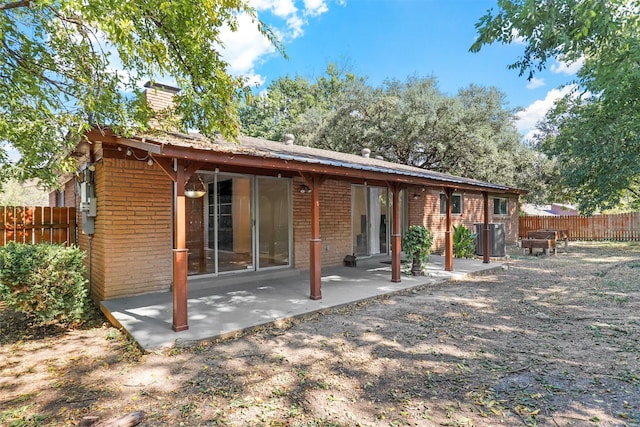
[[1, 241, 639, 427]]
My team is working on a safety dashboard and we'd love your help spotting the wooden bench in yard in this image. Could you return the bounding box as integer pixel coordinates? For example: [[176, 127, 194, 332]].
[[521, 238, 557, 255], [528, 230, 569, 249]]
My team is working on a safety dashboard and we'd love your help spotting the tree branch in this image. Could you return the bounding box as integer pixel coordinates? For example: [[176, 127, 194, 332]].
[[0, 1, 30, 11]]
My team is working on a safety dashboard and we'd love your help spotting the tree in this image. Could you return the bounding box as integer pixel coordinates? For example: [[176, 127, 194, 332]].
[[0, 0, 282, 189], [470, 0, 640, 213], [240, 63, 359, 143], [240, 75, 316, 142], [242, 69, 549, 196], [312, 76, 532, 187], [0, 179, 49, 206]]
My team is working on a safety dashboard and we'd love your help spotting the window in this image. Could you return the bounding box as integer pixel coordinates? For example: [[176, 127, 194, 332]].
[[56, 190, 65, 207], [440, 193, 462, 215], [493, 197, 508, 215]]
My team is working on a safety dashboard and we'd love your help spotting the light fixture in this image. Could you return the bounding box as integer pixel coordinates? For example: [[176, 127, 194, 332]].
[[185, 173, 206, 198], [126, 148, 133, 156], [147, 158, 154, 166], [214, 166, 220, 174], [277, 172, 282, 178], [300, 185, 311, 194], [413, 193, 420, 200]]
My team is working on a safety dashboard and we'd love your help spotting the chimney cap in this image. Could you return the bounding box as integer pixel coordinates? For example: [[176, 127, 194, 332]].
[[283, 133, 295, 145], [144, 81, 181, 94], [361, 148, 371, 158]]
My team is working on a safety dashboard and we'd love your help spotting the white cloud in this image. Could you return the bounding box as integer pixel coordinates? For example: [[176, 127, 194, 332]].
[[511, 28, 526, 44], [220, 13, 277, 80], [303, 0, 329, 16], [248, 0, 329, 40], [551, 57, 584, 75], [252, 0, 298, 18], [286, 14, 306, 39], [219, 1, 331, 82], [89, 1, 331, 90], [516, 85, 576, 140], [526, 77, 545, 89]]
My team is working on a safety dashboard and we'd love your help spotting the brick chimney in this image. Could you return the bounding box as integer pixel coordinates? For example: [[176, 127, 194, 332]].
[[143, 81, 181, 130]]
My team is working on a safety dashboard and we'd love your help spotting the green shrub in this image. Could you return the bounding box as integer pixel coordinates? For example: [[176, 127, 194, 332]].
[[453, 224, 477, 259], [402, 225, 434, 262], [402, 225, 434, 275], [0, 242, 89, 323]]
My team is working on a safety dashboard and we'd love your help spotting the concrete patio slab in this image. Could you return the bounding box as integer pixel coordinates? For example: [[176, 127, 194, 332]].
[[100, 255, 503, 350]]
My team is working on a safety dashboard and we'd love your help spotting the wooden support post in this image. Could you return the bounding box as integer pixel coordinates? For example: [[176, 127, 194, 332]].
[[172, 160, 189, 332], [309, 174, 322, 300], [483, 192, 490, 264], [391, 184, 401, 283], [444, 188, 454, 272]]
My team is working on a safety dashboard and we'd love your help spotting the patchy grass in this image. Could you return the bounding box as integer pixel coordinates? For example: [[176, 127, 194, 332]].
[[1, 241, 639, 426]]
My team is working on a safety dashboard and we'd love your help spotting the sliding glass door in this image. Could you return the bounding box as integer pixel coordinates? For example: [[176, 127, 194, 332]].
[[216, 175, 253, 272], [257, 177, 290, 268], [186, 173, 291, 276], [352, 186, 389, 257]]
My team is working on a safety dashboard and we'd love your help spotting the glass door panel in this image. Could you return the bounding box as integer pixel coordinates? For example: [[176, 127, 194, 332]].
[[370, 187, 388, 255], [217, 175, 253, 272], [352, 186, 390, 257], [186, 195, 206, 275], [257, 178, 290, 268]]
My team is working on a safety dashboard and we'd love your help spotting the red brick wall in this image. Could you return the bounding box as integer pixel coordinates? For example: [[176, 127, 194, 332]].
[[292, 178, 352, 270], [83, 164, 520, 300], [407, 186, 519, 254], [87, 157, 173, 301]]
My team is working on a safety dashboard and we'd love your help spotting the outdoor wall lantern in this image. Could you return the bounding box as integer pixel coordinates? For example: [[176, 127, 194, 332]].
[[185, 173, 206, 198]]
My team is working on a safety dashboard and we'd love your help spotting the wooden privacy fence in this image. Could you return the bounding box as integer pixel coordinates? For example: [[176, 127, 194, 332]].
[[520, 212, 640, 241], [0, 206, 77, 246]]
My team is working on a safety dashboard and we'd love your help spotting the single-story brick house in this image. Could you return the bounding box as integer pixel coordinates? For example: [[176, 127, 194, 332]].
[[53, 83, 525, 332]]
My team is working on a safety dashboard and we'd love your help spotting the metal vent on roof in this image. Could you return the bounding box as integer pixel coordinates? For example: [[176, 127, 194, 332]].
[[283, 133, 295, 145], [361, 148, 371, 158]]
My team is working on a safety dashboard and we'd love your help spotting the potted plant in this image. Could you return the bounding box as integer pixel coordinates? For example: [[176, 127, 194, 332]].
[[401, 225, 433, 275]]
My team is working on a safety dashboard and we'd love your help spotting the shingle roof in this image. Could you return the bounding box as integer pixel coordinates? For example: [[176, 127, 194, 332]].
[[138, 130, 525, 194]]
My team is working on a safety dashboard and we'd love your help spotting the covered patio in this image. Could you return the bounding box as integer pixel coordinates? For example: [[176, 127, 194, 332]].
[[79, 128, 522, 335], [101, 255, 503, 350]]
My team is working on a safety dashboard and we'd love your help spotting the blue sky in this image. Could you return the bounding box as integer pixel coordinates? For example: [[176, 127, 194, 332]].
[[219, 0, 582, 140]]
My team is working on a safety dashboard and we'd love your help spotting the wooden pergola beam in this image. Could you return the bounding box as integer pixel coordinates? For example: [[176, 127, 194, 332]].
[[309, 174, 323, 300], [172, 159, 189, 332], [153, 157, 176, 182], [389, 182, 403, 283]]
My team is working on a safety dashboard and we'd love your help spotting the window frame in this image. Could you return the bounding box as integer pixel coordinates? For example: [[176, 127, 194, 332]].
[[439, 193, 463, 215], [493, 197, 508, 215]]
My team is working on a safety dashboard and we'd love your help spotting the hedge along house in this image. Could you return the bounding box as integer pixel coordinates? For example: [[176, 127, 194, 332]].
[[58, 82, 525, 332]]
